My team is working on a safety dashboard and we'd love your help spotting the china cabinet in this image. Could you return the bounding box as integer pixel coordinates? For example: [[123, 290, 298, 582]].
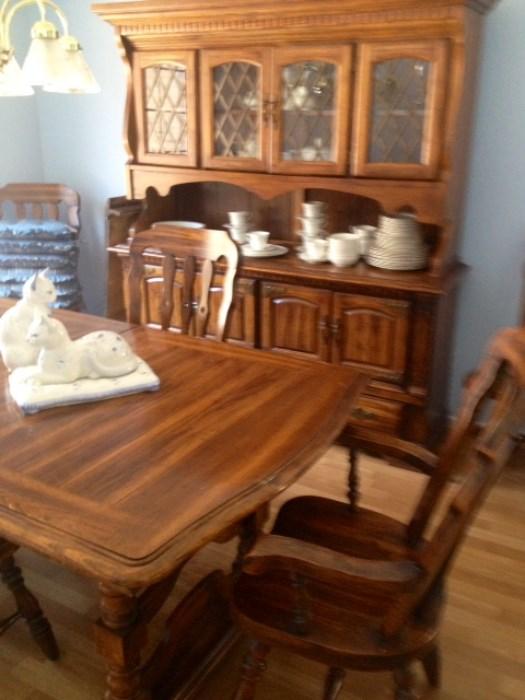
[[95, 0, 498, 447]]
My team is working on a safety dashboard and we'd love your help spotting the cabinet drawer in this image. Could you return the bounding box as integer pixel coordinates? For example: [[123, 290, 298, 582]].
[[349, 395, 403, 434]]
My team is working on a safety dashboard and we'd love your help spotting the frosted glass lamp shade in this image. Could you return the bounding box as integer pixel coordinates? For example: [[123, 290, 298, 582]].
[[22, 36, 64, 86], [0, 56, 34, 96], [43, 40, 100, 94]]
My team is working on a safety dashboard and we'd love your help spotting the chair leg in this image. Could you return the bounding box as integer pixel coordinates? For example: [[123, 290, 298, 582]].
[[0, 555, 59, 660], [323, 667, 346, 700], [393, 663, 416, 700], [232, 639, 270, 700], [348, 447, 359, 511], [422, 645, 441, 688]]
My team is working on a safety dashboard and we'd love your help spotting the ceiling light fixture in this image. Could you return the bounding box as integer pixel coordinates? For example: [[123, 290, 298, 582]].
[[0, 0, 99, 97]]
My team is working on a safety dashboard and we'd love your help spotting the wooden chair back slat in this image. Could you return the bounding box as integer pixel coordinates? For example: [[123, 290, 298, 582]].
[[160, 254, 176, 330], [128, 226, 239, 341], [408, 331, 525, 546], [0, 183, 80, 228], [181, 255, 196, 334], [382, 328, 525, 638]]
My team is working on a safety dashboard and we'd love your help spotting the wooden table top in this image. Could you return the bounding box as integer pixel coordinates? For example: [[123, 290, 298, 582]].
[[0, 301, 364, 587]]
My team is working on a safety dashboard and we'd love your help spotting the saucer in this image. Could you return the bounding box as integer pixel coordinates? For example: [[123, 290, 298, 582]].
[[241, 243, 289, 258], [297, 251, 329, 264]]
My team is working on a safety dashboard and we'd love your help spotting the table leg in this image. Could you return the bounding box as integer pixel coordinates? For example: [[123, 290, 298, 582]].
[[94, 584, 148, 700], [0, 543, 58, 660]]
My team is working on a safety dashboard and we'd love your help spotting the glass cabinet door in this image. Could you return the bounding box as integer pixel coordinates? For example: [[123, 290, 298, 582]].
[[201, 49, 270, 171], [352, 41, 447, 179], [133, 51, 197, 167], [271, 46, 351, 176]]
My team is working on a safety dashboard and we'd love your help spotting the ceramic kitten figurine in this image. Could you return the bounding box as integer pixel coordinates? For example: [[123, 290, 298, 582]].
[[26, 314, 139, 385], [0, 270, 56, 371]]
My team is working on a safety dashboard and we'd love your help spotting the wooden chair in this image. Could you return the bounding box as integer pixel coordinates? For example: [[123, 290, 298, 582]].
[[0, 541, 59, 659], [231, 327, 525, 700], [128, 225, 239, 340], [129, 225, 262, 567]]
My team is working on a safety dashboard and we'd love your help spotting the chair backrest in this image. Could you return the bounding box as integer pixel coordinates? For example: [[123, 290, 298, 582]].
[[382, 327, 525, 637], [128, 225, 239, 341], [0, 183, 79, 228]]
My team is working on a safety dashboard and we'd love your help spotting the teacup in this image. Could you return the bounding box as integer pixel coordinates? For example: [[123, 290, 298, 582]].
[[247, 231, 270, 251], [228, 211, 251, 227], [302, 201, 325, 218], [224, 224, 248, 244], [305, 237, 328, 261], [301, 147, 317, 161], [298, 216, 325, 236], [328, 233, 360, 267], [351, 225, 377, 256]]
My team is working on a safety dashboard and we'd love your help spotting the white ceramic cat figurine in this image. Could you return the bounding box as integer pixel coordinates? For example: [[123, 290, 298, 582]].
[[26, 314, 139, 385], [0, 269, 56, 371]]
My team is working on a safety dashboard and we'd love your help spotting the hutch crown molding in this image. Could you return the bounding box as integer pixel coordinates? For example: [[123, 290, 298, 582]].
[[94, 0, 496, 445]]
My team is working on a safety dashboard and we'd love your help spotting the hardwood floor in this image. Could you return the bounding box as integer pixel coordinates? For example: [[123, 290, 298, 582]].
[[0, 445, 523, 699]]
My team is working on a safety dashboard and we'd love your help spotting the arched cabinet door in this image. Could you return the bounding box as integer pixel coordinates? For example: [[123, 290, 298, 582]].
[[351, 41, 448, 179], [133, 51, 198, 168], [201, 49, 271, 172], [331, 293, 411, 384], [271, 46, 352, 176], [261, 282, 332, 362]]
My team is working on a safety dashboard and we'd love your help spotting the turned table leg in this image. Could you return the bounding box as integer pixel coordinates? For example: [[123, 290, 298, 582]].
[[94, 584, 148, 700], [0, 547, 59, 660]]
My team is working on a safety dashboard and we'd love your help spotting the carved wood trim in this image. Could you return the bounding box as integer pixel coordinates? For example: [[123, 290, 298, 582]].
[[128, 166, 448, 225], [93, 1, 497, 37]]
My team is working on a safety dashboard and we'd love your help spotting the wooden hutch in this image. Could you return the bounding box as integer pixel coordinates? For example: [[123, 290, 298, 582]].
[[94, 0, 497, 445]]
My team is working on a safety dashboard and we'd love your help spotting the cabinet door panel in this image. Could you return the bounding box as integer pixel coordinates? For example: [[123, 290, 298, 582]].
[[261, 283, 331, 361], [121, 256, 255, 344], [122, 260, 187, 332], [333, 293, 410, 382], [271, 46, 351, 176], [201, 277, 256, 347], [201, 49, 271, 172], [133, 51, 197, 167], [352, 41, 447, 179]]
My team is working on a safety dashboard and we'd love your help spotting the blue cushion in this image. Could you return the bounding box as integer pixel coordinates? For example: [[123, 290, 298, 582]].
[[0, 221, 15, 236], [0, 219, 76, 240]]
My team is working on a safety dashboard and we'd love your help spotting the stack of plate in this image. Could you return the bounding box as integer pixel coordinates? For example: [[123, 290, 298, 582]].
[[366, 214, 428, 271]]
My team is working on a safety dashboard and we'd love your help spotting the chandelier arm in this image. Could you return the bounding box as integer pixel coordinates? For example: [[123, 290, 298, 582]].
[[1, 0, 69, 53]]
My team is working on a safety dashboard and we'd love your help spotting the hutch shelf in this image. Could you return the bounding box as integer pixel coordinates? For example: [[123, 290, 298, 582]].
[[95, 0, 497, 446]]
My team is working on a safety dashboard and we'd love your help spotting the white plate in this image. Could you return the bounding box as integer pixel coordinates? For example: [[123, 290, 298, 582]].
[[152, 220, 205, 229], [297, 251, 329, 264], [241, 243, 289, 258]]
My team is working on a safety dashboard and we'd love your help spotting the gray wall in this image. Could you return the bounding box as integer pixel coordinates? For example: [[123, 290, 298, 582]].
[[35, 0, 127, 313], [450, 0, 525, 405], [1, 0, 524, 410], [0, 17, 43, 182]]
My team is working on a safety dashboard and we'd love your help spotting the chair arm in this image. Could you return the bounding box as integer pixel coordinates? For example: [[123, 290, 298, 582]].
[[341, 427, 438, 475], [242, 535, 421, 585]]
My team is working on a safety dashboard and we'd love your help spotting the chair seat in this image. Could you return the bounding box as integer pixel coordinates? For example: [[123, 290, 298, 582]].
[[232, 496, 436, 672], [273, 496, 413, 561], [233, 568, 437, 672]]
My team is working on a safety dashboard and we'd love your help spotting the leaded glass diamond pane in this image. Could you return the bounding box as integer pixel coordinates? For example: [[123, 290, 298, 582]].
[[281, 61, 336, 162], [369, 59, 430, 164], [213, 62, 260, 158], [144, 63, 188, 155]]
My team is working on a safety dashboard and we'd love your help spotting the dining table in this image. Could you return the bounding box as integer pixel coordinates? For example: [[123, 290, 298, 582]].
[[0, 299, 365, 700]]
